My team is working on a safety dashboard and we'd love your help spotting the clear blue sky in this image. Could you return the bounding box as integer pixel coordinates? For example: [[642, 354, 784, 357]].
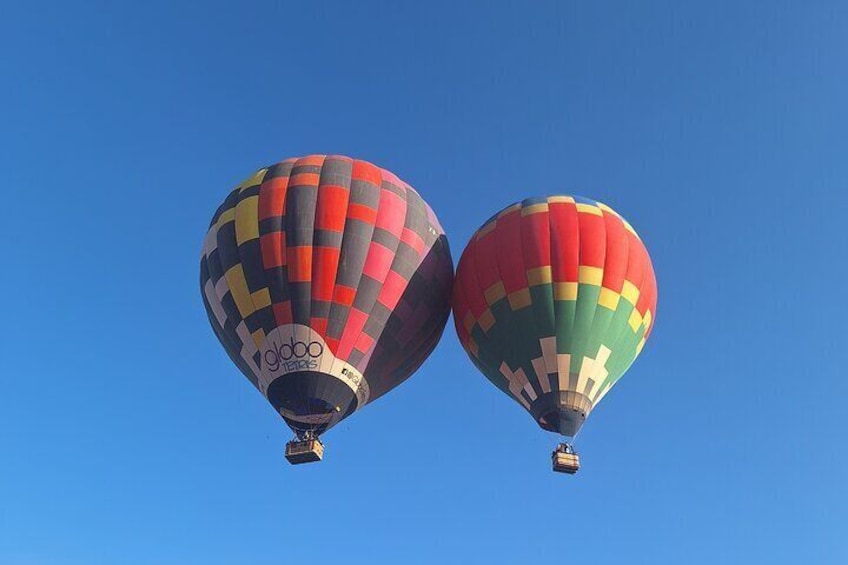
[[1, 1, 846, 563]]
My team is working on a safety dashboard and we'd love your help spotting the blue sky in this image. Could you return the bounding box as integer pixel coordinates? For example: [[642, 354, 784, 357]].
[[1, 1, 846, 563]]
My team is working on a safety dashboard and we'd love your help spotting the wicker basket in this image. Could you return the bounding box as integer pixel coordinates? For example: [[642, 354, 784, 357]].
[[285, 438, 325, 464]]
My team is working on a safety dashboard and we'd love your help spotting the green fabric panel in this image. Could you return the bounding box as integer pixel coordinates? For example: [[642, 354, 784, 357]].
[[468, 283, 651, 412], [596, 326, 645, 399], [599, 300, 638, 383], [473, 302, 517, 396], [488, 299, 522, 375], [554, 299, 577, 355], [473, 298, 540, 400], [602, 300, 640, 379], [569, 284, 601, 374], [607, 325, 646, 388], [528, 285, 556, 338], [505, 304, 545, 393], [528, 284, 556, 388], [468, 324, 512, 397], [584, 306, 615, 360]]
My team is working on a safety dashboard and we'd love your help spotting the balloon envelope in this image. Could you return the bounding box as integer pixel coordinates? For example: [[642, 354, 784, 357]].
[[201, 155, 453, 437], [452, 195, 656, 437]]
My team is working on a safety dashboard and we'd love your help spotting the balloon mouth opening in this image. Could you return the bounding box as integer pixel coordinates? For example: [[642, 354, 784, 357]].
[[530, 391, 593, 437], [541, 408, 586, 437], [266, 370, 358, 436]]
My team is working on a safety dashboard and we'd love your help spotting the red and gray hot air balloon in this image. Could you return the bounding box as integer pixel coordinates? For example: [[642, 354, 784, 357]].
[[452, 195, 657, 473], [200, 155, 453, 463]]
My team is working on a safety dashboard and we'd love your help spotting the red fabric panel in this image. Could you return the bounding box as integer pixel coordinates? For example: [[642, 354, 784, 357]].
[[601, 212, 628, 292], [549, 201, 580, 283], [258, 176, 289, 220], [494, 208, 527, 294]]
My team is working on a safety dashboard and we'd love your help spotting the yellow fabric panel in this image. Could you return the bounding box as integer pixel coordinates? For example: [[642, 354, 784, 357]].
[[636, 337, 646, 356], [484, 282, 506, 305], [621, 280, 640, 305], [643, 310, 653, 330], [576, 203, 602, 216], [623, 219, 641, 239], [532, 357, 552, 393], [554, 282, 578, 301], [508, 288, 532, 310], [540, 336, 557, 375], [598, 287, 620, 310], [547, 195, 575, 204], [476, 220, 497, 239], [593, 381, 613, 406], [557, 353, 572, 390], [514, 368, 536, 399], [527, 266, 552, 286], [250, 288, 272, 310], [577, 345, 611, 397], [578, 266, 603, 285], [235, 195, 260, 245], [520, 203, 549, 216], [463, 312, 476, 333], [629, 308, 643, 332], [498, 203, 522, 218], [597, 202, 619, 217], [251, 329, 265, 349], [224, 264, 255, 319], [478, 308, 495, 332], [237, 168, 267, 191], [216, 208, 236, 229]]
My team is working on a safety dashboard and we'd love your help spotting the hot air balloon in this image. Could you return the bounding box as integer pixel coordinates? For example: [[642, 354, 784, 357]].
[[452, 195, 657, 474], [200, 155, 453, 464]]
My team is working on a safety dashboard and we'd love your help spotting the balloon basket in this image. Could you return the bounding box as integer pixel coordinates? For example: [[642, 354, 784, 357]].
[[285, 437, 325, 465], [552, 444, 580, 474]]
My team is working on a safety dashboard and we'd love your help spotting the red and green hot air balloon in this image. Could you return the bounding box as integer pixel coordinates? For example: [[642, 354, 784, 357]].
[[452, 195, 657, 474], [201, 155, 453, 464]]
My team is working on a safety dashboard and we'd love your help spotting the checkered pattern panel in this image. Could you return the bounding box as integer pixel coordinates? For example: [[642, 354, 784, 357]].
[[452, 195, 657, 422], [201, 155, 453, 406]]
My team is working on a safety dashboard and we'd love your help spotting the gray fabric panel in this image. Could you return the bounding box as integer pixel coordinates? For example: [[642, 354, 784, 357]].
[[333, 219, 373, 287], [289, 281, 311, 325], [237, 239, 265, 293], [259, 216, 284, 236], [267, 266, 289, 303], [318, 156, 353, 182], [404, 189, 428, 239], [286, 184, 318, 247], [350, 179, 381, 207], [347, 349, 365, 367], [372, 227, 400, 250], [391, 243, 419, 279], [264, 160, 295, 180], [311, 300, 332, 319], [313, 229, 344, 248], [352, 275, 381, 312], [326, 305, 351, 339], [363, 302, 392, 338], [381, 179, 406, 197]]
